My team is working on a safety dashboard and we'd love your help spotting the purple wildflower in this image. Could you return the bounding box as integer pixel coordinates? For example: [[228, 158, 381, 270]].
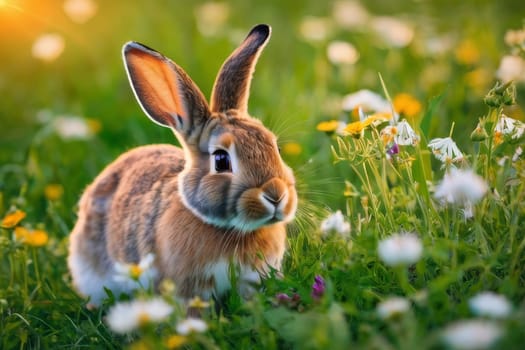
[[387, 143, 400, 156], [311, 275, 326, 301]]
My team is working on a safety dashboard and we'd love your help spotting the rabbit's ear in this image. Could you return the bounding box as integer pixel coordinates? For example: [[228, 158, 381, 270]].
[[123, 42, 210, 137], [210, 24, 271, 113]]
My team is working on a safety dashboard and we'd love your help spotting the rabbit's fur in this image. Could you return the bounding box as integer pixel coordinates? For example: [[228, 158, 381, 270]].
[[68, 24, 297, 305]]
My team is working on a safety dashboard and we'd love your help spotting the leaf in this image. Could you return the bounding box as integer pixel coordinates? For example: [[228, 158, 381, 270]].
[[264, 304, 350, 350], [419, 92, 446, 139]]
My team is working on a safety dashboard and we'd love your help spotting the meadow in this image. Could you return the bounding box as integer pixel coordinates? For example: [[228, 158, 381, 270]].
[[1, 0, 525, 348]]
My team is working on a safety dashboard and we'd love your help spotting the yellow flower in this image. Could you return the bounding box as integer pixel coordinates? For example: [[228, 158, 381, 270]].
[[86, 118, 102, 134], [494, 131, 503, 145], [344, 120, 365, 137], [44, 184, 64, 201], [465, 68, 491, 91], [165, 335, 188, 349], [14, 227, 49, 247], [316, 120, 341, 133], [343, 181, 358, 197], [362, 112, 391, 126], [393, 93, 422, 118], [282, 142, 302, 156], [455, 40, 480, 65], [188, 296, 210, 309], [129, 264, 143, 280], [1, 210, 26, 228], [344, 113, 390, 138]]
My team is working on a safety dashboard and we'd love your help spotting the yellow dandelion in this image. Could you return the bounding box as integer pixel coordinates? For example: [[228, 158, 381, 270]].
[[1, 210, 26, 228], [344, 120, 365, 138], [282, 142, 302, 156], [362, 112, 391, 127], [455, 40, 480, 65], [45, 184, 64, 201], [14, 227, 49, 247], [165, 335, 188, 349], [188, 296, 210, 309], [393, 93, 422, 118], [316, 120, 341, 133]]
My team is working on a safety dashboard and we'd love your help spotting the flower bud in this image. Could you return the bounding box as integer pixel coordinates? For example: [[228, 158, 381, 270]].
[[470, 124, 488, 141]]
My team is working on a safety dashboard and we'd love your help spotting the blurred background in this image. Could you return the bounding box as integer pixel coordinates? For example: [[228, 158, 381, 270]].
[[0, 0, 524, 228]]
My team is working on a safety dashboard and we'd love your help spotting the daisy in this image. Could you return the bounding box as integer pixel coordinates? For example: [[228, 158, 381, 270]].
[[469, 292, 512, 319], [394, 120, 419, 146], [327, 41, 359, 65], [341, 89, 391, 113], [434, 169, 488, 206], [194, 2, 230, 37], [378, 232, 423, 266], [63, 0, 98, 24], [442, 320, 502, 350], [320, 210, 350, 236], [495, 114, 525, 139], [176, 318, 208, 335], [32, 33, 65, 62], [105, 298, 173, 334], [376, 297, 411, 319], [428, 137, 464, 164], [370, 16, 414, 48], [53, 115, 95, 140], [114, 253, 157, 290]]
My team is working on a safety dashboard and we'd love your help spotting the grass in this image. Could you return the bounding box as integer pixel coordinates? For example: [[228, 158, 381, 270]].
[[1, 0, 525, 348]]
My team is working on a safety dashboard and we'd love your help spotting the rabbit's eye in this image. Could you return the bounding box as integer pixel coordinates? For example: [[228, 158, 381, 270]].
[[213, 150, 232, 173]]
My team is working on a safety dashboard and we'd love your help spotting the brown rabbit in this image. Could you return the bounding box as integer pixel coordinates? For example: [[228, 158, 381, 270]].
[[68, 24, 297, 306]]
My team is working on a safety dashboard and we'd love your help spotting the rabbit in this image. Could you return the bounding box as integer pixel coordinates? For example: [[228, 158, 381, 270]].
[[67, 24, 297, 306]]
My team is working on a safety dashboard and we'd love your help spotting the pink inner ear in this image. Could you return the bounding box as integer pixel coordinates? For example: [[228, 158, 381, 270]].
[[126, 48, 187, 126]]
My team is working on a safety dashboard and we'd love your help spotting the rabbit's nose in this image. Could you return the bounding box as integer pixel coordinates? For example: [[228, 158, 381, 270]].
[[262, 192, 285, 207], [261, 178, 288, 208]]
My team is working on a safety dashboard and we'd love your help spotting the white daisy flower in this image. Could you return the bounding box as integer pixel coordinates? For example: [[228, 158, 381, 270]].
[[63, 0, 98, 24], [434, 169, 488, 206], [332, 1, 369, 29], [32, 33, 65, 62], [53, 115, 93, 140], [320, 210, 350, 236], [496, 55, 525, 83], [376, 297, 411, 319], [327, 41, 359, 65], [194, 2, 230, 37], [299, 16, 332, 42], [114, 253, 157, 290], [394, 120, 420, 146], [442, 320, 503, 350], [469, 292, 512, 319], [105, 298, 173, 334], [495, 114, 525, 139], [370, 16, 414, 48], [428, 137, 464, 164], [378, 232, 423, 266], [342, 89, 391, 113], [176, 317, 208, 335]]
